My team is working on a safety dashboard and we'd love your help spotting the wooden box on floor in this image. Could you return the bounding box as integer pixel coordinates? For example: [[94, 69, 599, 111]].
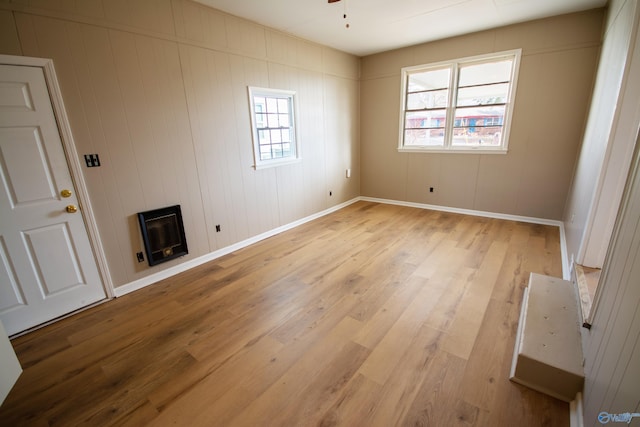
[[510, 273, 584, 402]]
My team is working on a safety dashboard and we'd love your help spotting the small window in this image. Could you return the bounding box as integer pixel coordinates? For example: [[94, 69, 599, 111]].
[[399, 50, 521, 153], [248, 87, 300, 169]]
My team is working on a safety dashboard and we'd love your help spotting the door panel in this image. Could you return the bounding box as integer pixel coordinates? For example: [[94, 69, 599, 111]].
[[24, 223, 86, 297], [0, 127, 58, 206], [0, 64, 106, 335], [0, 237, 24, 311]]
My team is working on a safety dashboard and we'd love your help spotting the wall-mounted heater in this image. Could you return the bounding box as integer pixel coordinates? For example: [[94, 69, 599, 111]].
[[138, 205, 188, 266]]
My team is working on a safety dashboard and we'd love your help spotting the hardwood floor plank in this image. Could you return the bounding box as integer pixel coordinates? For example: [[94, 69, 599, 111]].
[[439, 241, 508, 360], [365, 324, 444, 427], [0, 202, 568, 427], [399, 349, 468, 426], [223, 316, 363, 426], [317, 373, 382, 427]]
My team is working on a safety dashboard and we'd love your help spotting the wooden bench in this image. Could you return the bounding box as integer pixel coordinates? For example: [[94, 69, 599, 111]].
[[510, 273, 584, 402]]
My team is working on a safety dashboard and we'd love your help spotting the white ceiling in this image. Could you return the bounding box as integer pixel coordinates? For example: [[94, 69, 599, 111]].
[[193, 0, 607, 56]]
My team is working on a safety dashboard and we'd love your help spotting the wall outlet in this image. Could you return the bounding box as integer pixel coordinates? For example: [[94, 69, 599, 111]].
[[136, 252, 144, 262], [215, 224, 221, 232], [429, 187, 434, 193], [346, 168, 351, 178]]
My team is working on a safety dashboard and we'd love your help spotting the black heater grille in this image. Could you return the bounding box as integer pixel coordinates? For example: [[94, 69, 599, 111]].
[[138, 205, 188, 266]]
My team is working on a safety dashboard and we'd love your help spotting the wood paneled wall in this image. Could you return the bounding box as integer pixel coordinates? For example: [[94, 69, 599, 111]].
[[0, 0, 360, 289], [359, 9, 604, 220], [581, 132, 640, 426]]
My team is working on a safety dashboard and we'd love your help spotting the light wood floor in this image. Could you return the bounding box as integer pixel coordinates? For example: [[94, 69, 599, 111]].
[[0, 201, 568, 426]]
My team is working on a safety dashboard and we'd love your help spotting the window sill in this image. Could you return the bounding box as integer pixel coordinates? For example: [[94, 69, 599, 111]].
[[253, 157, 301, 170], [397, 147, 508, 155]]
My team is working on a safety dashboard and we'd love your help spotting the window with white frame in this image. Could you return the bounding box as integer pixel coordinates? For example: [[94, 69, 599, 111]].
[[248, 87, 299, 169], [399, 50, 521, 153]]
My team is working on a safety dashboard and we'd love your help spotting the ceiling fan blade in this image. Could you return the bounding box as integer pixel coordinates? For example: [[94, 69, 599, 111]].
[[328, 0, 341, 3]]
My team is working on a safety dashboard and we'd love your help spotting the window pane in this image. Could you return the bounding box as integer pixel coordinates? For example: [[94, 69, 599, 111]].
[[404, 129, 445, 146], [282, 129, 291, 142], [454, 105, 505, 125], [270, 129, 282, 143], [254, 97, 266, 110], [266, 97, 278, 112], [452, 126, 503, 146], [256, 113, 266, 128], [279, 114, 290, 127], [267, 113, 278, 128], [272, 143, 283, 158], [405, 110, 446, 129], [408, 68, 450, 92], [277, 98, 288, 113], [453, 105, 505, 146], [260, 145, 272, 160], [456, 83, 509, 107], [258, 129, 269, 145], [407, 89, 448, 110], [458, 60, 512, 87]]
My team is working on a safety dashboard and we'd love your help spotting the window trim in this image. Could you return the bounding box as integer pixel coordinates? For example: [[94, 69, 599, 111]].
[[398, 49, 522, 154], [248, 86, 301, 169]]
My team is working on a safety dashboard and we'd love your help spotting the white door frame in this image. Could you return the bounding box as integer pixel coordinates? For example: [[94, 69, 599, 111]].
[[0, 54, 114, 299]]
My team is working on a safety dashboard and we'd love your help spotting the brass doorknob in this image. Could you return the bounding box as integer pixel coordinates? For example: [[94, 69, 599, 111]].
[[60, 189, 72, 198], [66, 205, 78, 213]]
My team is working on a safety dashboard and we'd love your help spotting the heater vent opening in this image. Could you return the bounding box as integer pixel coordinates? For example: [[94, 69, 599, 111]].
[[138, 205, 188, 266]]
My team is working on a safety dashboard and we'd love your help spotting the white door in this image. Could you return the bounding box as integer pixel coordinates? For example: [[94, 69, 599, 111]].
[[0, 64, 106, 336]]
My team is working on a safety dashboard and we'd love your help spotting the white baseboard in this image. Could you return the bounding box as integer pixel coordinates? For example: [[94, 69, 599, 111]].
[[115, 196, 571, 297], [114, 198, 360, 297]]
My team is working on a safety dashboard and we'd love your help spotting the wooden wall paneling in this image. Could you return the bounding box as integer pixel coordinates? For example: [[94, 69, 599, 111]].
[[343, 76, 361, 200], [582, 140, 640, 424], [473, 153, 522, 215], [224, 14, 267, 59], [109, 31, 165, 207], [268, 62, 307, 225], [297, 40, 323, 73], [265, 30, 299, 68], [206, 49, 251, 247], [59, 21, 135, 284], [0, 10, 22, 56], [80, 25, 152, 282], [139, 36, 209, 257], [360, 76, 408, 200], [322, 47, 360, 80], [323, 75, 360, 204], [171, 0, 228, 51], [227, 54, 281, 238], [438, 155, 480, 210], [109, 32, 209, 263], [405, 154, 441, 204], [11, 0, 105, 20], [179, 45, 224, 251], [298, 69, 328, 216], [102, 0, 176, 37], [492, 9, 603, 54], [515, 48, 599, 220]]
